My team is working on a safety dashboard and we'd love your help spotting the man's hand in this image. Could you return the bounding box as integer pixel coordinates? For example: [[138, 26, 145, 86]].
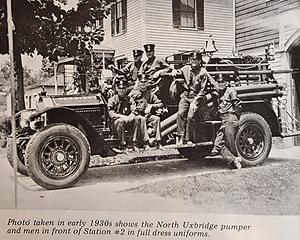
[[127, 114, 135, 122], [145, 105, 152, 114], [190, 100, 198, 112], [171, 69, 179, 77], [152, 71, 160, 79], [120, 115, 130, 123]]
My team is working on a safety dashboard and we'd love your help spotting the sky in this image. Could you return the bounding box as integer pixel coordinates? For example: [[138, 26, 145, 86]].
[[0, 0, 79, 73]]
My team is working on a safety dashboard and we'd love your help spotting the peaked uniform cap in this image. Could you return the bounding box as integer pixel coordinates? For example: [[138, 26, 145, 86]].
[[143, 44, 155, 52], [115, 79, 127, 89], [137, 74, 149, 83], [133, 49, 143, 57], [189, 49, 204, 60]]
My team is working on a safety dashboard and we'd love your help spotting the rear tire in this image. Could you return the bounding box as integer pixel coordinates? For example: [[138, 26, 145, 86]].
[[25, 124, 90, 190], [236, 113, 272, 166]]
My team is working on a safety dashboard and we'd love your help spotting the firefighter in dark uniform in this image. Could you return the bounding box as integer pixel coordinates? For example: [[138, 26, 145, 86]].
[[129, 74, 164, 149], [139, 44, 173, 79], [174, 50, 219, 145], [211, 75, 243, 169], [107, 79, 149, 152], [120, 49, 144, 88]]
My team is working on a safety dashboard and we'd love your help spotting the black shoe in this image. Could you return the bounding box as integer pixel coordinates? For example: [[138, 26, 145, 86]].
[[156, 143, 163, 150], [132, 142, 139, 152], [144, 144, 151, 151], [232, 157, 242, 169], [176, 136, 184, 146], [210, 149, 219, 156]]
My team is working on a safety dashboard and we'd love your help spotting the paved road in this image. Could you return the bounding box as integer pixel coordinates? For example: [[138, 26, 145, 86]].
[[0, 146, 299, 212]]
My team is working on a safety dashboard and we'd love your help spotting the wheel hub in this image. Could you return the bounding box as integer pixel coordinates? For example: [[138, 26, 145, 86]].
[[54, 151, 66, 163], [247, 137, 254, 145]]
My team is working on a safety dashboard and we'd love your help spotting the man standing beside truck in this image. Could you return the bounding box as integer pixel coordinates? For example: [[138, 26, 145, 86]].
[[211, 75, 243, 169]]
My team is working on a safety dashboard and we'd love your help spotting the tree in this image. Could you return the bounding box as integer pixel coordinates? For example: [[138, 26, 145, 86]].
[[0, 60, 42, 89], [0, 0, 112, 111]]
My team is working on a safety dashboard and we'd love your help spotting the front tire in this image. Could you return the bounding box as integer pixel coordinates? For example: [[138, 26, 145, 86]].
[[236, 113, 272, 166], [7, 137, 29, 176], [25, 124, 90, 190]]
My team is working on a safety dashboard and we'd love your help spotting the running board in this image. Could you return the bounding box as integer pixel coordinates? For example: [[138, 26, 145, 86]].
[[281, 131, 300, 138], [167, 141, 214, 149]]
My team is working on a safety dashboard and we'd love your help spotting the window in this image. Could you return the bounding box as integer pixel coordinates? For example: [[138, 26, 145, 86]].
[[173, 52, 190, 68], [111, 0, 127, 36], [173, 0, 204, 29]]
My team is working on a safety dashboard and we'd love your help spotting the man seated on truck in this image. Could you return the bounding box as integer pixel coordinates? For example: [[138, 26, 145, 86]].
[[173, 50, 219, 145], [210, 75, 243, 169], [107, 79, 150, 152], [129, 74, 164, 149]]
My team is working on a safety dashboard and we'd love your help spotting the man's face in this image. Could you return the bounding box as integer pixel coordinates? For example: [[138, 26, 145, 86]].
[[217, 80, 227, 91], [190, 58, 201, 70], [134, 55, 142, 63], [116, 87, 126, 97], [138, 81, 148, 92], [146, 51, 154, 59]]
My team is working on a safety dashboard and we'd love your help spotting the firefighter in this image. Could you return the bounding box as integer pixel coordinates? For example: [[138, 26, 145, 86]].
[[120, 49, 144, 87], [107, 79, 149, 152], [174, 50, 219, 145], [129, 74, 164, 149], [210, 75, 243, 169], [139, 44, 173, 80]]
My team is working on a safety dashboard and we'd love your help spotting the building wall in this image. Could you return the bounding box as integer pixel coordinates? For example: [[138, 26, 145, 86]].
[[102, 0, 143, 61], [102, 0, 234, 61], [235, 0, 300, 55], [144, 0, 234, 58]]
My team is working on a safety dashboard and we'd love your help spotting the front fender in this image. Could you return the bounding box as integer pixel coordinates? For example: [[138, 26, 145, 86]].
[[31, 107, 116, 157]]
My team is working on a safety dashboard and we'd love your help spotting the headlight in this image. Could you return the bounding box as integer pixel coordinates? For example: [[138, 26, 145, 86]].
[[30, 115, 45, 130], [19, 111, 35, 128]]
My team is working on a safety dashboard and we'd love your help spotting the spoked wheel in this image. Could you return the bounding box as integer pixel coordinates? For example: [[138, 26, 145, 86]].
[[26, 124, 90, 189], [39, 136, 82, 179], [236, 113, 272, 166]]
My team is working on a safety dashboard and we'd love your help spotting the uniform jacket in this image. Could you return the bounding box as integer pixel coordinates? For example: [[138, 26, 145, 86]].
[[107, 95, 137, 121], [178, 65, 219, 99], [218, 87, 242, 117], [140, 56, 171, 76], [129, 89, 163, 116], [120, 61, 142, 83]]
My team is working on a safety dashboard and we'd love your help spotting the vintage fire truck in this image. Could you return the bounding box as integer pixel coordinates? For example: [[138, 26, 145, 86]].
[[6, 52, 299, 190]]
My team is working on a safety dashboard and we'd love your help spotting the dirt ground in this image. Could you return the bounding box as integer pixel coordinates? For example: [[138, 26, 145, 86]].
[[127, 158, 300, 215]]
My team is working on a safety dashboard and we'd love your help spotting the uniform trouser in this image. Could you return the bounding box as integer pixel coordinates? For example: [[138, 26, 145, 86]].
[[145, 114, 161, 142], [213, 113, 239, 164], [177, 95, 200, 141], [113, 115, 149, 145]]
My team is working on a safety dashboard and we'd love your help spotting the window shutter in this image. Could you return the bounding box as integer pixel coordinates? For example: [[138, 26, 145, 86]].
[[122, 0, 127, 31], [111, 4, 116, 35], [196, 0, 204, 29], [172, 0, 180, 28]]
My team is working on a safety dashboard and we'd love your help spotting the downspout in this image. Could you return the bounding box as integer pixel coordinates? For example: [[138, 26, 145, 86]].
[[233, 0, 236, 52], [141, 0, 147, 48]]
